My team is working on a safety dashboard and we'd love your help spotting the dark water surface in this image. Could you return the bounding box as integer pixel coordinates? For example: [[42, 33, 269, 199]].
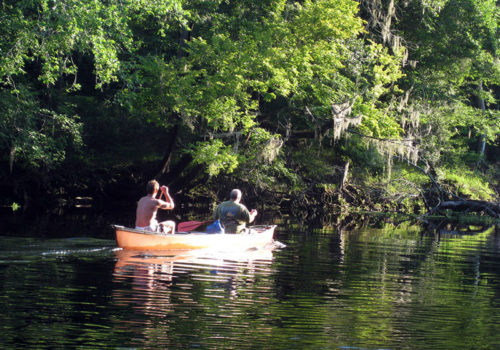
[[1, 210, 500, 349]]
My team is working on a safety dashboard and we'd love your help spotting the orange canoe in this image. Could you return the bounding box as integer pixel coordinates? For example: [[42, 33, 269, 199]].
[[113, 225, 276, 251]]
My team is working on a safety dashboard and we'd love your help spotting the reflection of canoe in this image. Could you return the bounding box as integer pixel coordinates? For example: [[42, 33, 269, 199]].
[[114, 249, 197, 268], [114, 248, 274, 270], [113, 225, 277, 250]]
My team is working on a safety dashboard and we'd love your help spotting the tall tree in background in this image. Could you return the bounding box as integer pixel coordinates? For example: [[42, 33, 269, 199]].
[[0, 0, 185, 201], [1, 0, 496, 207], [119, 0, 405, 191], [357, 0, 499, 200], [392, 0, 498, 168]]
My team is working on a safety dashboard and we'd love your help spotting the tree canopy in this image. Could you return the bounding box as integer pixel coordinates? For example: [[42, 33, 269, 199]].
[[0, 0, 498, 209]]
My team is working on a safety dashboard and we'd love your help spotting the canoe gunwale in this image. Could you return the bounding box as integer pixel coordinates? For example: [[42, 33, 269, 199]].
[[112, 224, 276, 236], [112, 225, 194, 236]]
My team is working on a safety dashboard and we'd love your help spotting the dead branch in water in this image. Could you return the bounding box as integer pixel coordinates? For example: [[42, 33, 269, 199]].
[[436, 200, 500, 218]]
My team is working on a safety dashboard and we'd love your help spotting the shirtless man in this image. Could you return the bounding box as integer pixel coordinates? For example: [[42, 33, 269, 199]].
[[135, 180, 175, 233]]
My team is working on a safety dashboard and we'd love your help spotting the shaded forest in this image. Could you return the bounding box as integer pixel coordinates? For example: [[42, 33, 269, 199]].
[[0, 0, 498, 221]]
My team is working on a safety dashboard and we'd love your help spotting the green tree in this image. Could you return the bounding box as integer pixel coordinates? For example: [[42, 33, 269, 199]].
[[354, 0, 499, 201], [119, 0, 405, 192], [0, 0, 185, 202], [397, 0, 499, 163]]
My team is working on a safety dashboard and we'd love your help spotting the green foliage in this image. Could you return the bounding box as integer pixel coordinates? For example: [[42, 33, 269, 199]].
[[0, 0, 185, 88], [438, 168, 495, 200], [383, 0, 500, 203], [0, 0, 186, 180], [11, 202, 20, 212], [356, 103, 404, 139], [291, 146, 338, 183], [0, 86, 82, 170], [315, 183, 337, 194], [118, 0, 391, 182], [239, 157, 303, 193], [384, 169, 428, 196], [234, 128, 301, 192], [0, 0, 412, 188], [410, 99, 499, 171], [189, 139, 238, 176], [0, 0, 497, 209], [341, 136, 385, 178], [399, 1, 499, 120]]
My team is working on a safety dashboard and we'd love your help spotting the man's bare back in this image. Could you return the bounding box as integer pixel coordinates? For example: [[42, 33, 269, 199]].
[[135, 195, 162, 227], [135, 181, 175, 233]]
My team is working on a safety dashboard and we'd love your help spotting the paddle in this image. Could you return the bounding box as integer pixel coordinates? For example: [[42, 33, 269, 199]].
[[177, 220, 212, 232]]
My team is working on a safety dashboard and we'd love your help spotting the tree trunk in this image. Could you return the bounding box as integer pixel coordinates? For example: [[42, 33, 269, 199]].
[[341, 161, 349, 189], [154, 124, 179, 179], [177, 24, 193, 59], [477, 81, 487, 161]]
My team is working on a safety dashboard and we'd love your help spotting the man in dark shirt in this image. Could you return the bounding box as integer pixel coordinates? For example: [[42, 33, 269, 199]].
[[213, 189, 257, 233]]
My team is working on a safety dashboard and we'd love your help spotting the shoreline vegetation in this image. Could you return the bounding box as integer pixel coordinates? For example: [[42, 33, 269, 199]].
[[0, 1, 498, 231], [4, 163, 498, 235]]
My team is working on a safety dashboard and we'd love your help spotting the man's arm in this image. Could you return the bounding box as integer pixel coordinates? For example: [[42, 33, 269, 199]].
[[240, 205, 257, 224], [159, 186, 175, 210], [249, 209, 257, 223]]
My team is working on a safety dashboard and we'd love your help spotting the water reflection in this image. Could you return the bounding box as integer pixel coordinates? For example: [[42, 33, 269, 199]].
[[111, 248, 277, 347], [1, 212, 500, 349], [113, 248, 274, 300]]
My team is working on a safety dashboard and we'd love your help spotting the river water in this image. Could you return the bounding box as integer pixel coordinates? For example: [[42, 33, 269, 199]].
[[1, 209, 499, 349]]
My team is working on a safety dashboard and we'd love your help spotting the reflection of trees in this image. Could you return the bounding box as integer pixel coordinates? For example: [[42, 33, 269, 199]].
[[272, 223, 500, 348], [0, 250, 125, 348], [424, 219, 497, 236]]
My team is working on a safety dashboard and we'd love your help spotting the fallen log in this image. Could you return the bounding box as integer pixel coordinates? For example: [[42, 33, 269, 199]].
[[437, 200, 500, 217]]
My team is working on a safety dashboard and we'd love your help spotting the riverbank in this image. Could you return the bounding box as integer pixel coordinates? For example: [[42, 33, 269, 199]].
[[2, 155, 498, 231]]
